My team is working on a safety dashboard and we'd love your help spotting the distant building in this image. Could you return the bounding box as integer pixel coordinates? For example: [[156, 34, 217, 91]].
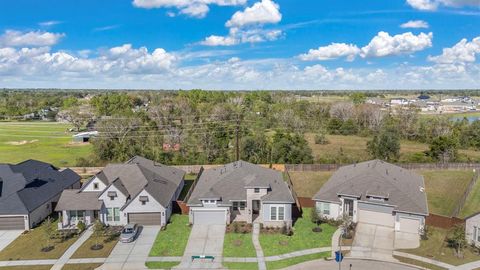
[[390, 98, 410, 106], [72, 131, 98, 143]]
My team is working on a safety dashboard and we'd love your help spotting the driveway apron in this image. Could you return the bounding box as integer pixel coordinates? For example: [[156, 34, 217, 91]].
[[350, 223, 395, 261], [98, 226, 160, 270], [175, 224, 226, 269], [0, 230, 22, 253]]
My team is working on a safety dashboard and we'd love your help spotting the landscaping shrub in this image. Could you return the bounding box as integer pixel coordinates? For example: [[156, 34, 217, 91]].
[[77, 221, 86, 233]]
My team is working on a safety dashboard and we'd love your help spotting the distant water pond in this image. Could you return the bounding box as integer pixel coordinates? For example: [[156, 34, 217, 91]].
[[451, 116, 480, 123]]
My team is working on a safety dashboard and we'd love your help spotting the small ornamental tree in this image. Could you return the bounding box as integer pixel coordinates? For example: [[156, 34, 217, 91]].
[[311, 207, 322, 233], [448, 224, 467, 258], [42, 217, 55, 252], [91, 220, 105, 250]]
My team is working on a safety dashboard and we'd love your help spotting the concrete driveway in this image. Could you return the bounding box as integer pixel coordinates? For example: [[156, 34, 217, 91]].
[[284, 258, 419, 270], [98, 226, 160, 270], [175, 224, 226, 269], [395, 231, 420, 249], [0, 230, 22, 252], [350, 223, 394, 260]]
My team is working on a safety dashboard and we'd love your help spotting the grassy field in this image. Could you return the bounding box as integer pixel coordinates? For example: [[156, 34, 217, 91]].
[[0, 122, 92, 166], [418, 170, 474, 216], [402, 226, 480, 266], [306, 133, 480, 163], [460, 176, 480, 218], [223, 233, 256, 257], [259, 208, 336, 256], [149, 215, 191, 257], [0, 219, 79, 260], [288, 171, 332, 197]]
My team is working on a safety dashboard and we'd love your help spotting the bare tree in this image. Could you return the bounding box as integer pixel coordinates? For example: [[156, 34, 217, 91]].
[[329, 102, 355, 121]]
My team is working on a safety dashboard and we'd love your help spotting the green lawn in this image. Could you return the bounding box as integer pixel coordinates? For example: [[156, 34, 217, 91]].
[[259, 208, 336, 256], [223, 233, 256, 257], [0, 266, 53, 270], [0, 122, 92, 166], [149, 215, 191, 257], [223, 262, 259, 270], [71, 234, 119, 258], [460, 176, 480, 218], [402, 226, 480, 266], [288, 171, 333, 197], [0, 219, 79, 260], [61, 264, 103, 270], [145, 261, 179, 269], [418, 170, 474, 216], [265, 252, 330, 270], [394, 256, 447, 270]]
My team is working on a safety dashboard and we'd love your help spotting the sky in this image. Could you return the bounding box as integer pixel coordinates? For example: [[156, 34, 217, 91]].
[[0, 0, 479, 90]]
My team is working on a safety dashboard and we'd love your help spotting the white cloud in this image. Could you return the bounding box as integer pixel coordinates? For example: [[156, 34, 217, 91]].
[[400, 20, 429, 29], [132, 0, 247, 18], [428, 37, 480, 64], [299, 43, 360, 61], [0, 30, 65, 47], [226, 0, 281, 28], [406, 0, 480, 11], [360, 31, 433, 58], [93, 25, 120, 32], [39, 21, 62, 27], [199, 0, 282, 46]]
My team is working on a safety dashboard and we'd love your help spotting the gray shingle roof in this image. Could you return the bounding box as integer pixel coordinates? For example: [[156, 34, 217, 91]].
[[187, 161, 294, 206], [313, 160, 428, 215], [55, 190, 103, 211], [0, 160, 81, 215]]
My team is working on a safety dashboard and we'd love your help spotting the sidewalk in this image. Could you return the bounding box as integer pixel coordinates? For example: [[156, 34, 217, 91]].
[[252, 223, 266, 270], [51, 228, 93, 270]]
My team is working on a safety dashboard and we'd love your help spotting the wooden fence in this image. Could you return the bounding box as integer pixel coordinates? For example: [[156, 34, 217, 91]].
[[452, 170, 480, 217], [426, 214, 465, 229], [286, 163, 480, 172], [283, 169, 303, 216]]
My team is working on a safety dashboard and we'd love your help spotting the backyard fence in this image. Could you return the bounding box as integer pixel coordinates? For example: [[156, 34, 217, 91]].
[[451, 170, 480, 217], [426, 214, 465, 229]]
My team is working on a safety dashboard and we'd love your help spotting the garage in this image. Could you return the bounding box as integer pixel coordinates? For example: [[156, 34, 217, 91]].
[[358, 209, 395, 227], [193, 210, 226, 225], [0, 216, 25, 230], [399, 217, 421, 234], [127, 212, 162, 225]]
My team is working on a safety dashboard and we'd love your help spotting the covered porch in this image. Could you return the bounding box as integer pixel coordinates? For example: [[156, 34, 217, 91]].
[[54, 189, 104, 230]]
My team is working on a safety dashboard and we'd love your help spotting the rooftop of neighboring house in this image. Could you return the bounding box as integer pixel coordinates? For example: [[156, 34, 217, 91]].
[[0, 160, 81, 215], [313, 159, 428, 215], [187, 160, 295, 206]]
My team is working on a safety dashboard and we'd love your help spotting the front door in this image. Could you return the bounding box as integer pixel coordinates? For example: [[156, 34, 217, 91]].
[[252, 200, 260, 215], [344, 199, 354, 217]]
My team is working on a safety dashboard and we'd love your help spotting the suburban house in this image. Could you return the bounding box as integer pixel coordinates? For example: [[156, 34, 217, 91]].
[[0, 160, 81, 230], [186, 160, 296, 227], [465, 212, 480, 246], [313, 160, 428, 236], [55, 156, 185, 229]]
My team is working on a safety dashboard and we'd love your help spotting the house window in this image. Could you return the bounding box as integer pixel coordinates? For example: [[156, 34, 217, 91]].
[[270, 206, 285, 221], [69, 210, 85, 222], [107, 208, 120, 222], [318, 202, 330, 215], [110, 196, 115, 201], [233, 201, 246, 211], [93, 183, 99, 190], [254, 188, 260, 193], [476, 226, 480, 242], [142, 201, 146, 205]]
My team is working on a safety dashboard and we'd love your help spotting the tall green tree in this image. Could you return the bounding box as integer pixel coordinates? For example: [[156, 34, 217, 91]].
[[426, 135, 459, 163], [367, 119, 400, 161]]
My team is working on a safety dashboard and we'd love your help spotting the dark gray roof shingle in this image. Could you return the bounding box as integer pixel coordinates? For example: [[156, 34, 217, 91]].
[[55, 190, 103, 211], [313, 160, 428, 215]]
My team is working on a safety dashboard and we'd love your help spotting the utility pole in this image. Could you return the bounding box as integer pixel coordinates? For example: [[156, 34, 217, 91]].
[[235, 114, 240, 161]]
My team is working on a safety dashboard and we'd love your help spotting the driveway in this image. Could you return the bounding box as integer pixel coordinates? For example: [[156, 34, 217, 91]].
[[98, 226, 160, 270], [350, 223, 394, 260], [395, 231, 420, 249], [0, 230, 22, 252], [175, 224, 226, 269], [284, 258, 419, 270]]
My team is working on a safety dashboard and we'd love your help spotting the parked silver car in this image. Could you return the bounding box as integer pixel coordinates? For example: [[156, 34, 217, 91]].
[[120, 224, 139, 243]]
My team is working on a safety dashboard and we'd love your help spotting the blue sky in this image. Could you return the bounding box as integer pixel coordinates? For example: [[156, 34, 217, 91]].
[[0, 0, 479, 89]]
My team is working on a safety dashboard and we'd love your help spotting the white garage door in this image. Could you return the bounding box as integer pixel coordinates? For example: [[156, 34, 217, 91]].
[[399, 217, 420, 234], [193, 210, 226, 225], [358, 209, 395, 227]]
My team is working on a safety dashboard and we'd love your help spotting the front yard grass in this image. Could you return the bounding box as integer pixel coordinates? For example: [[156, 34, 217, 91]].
[[223, 232, 256, 257], [0, 220, 79, 260], [61, 264, 103, 270], [288, 171, 333, 197], [71, 234, 119, 259], [149, 214, 191, 257], [460, 176, 480, 218], [401, 226, 480, 266], [0, 266, 53, 270], [259, 208, 336, 256], [418, 170, 474, 216], [394, 256, 447, 270], [265, 252, 330, 270], [223, 262, 259, 270], [145, 261, 179, 269]]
